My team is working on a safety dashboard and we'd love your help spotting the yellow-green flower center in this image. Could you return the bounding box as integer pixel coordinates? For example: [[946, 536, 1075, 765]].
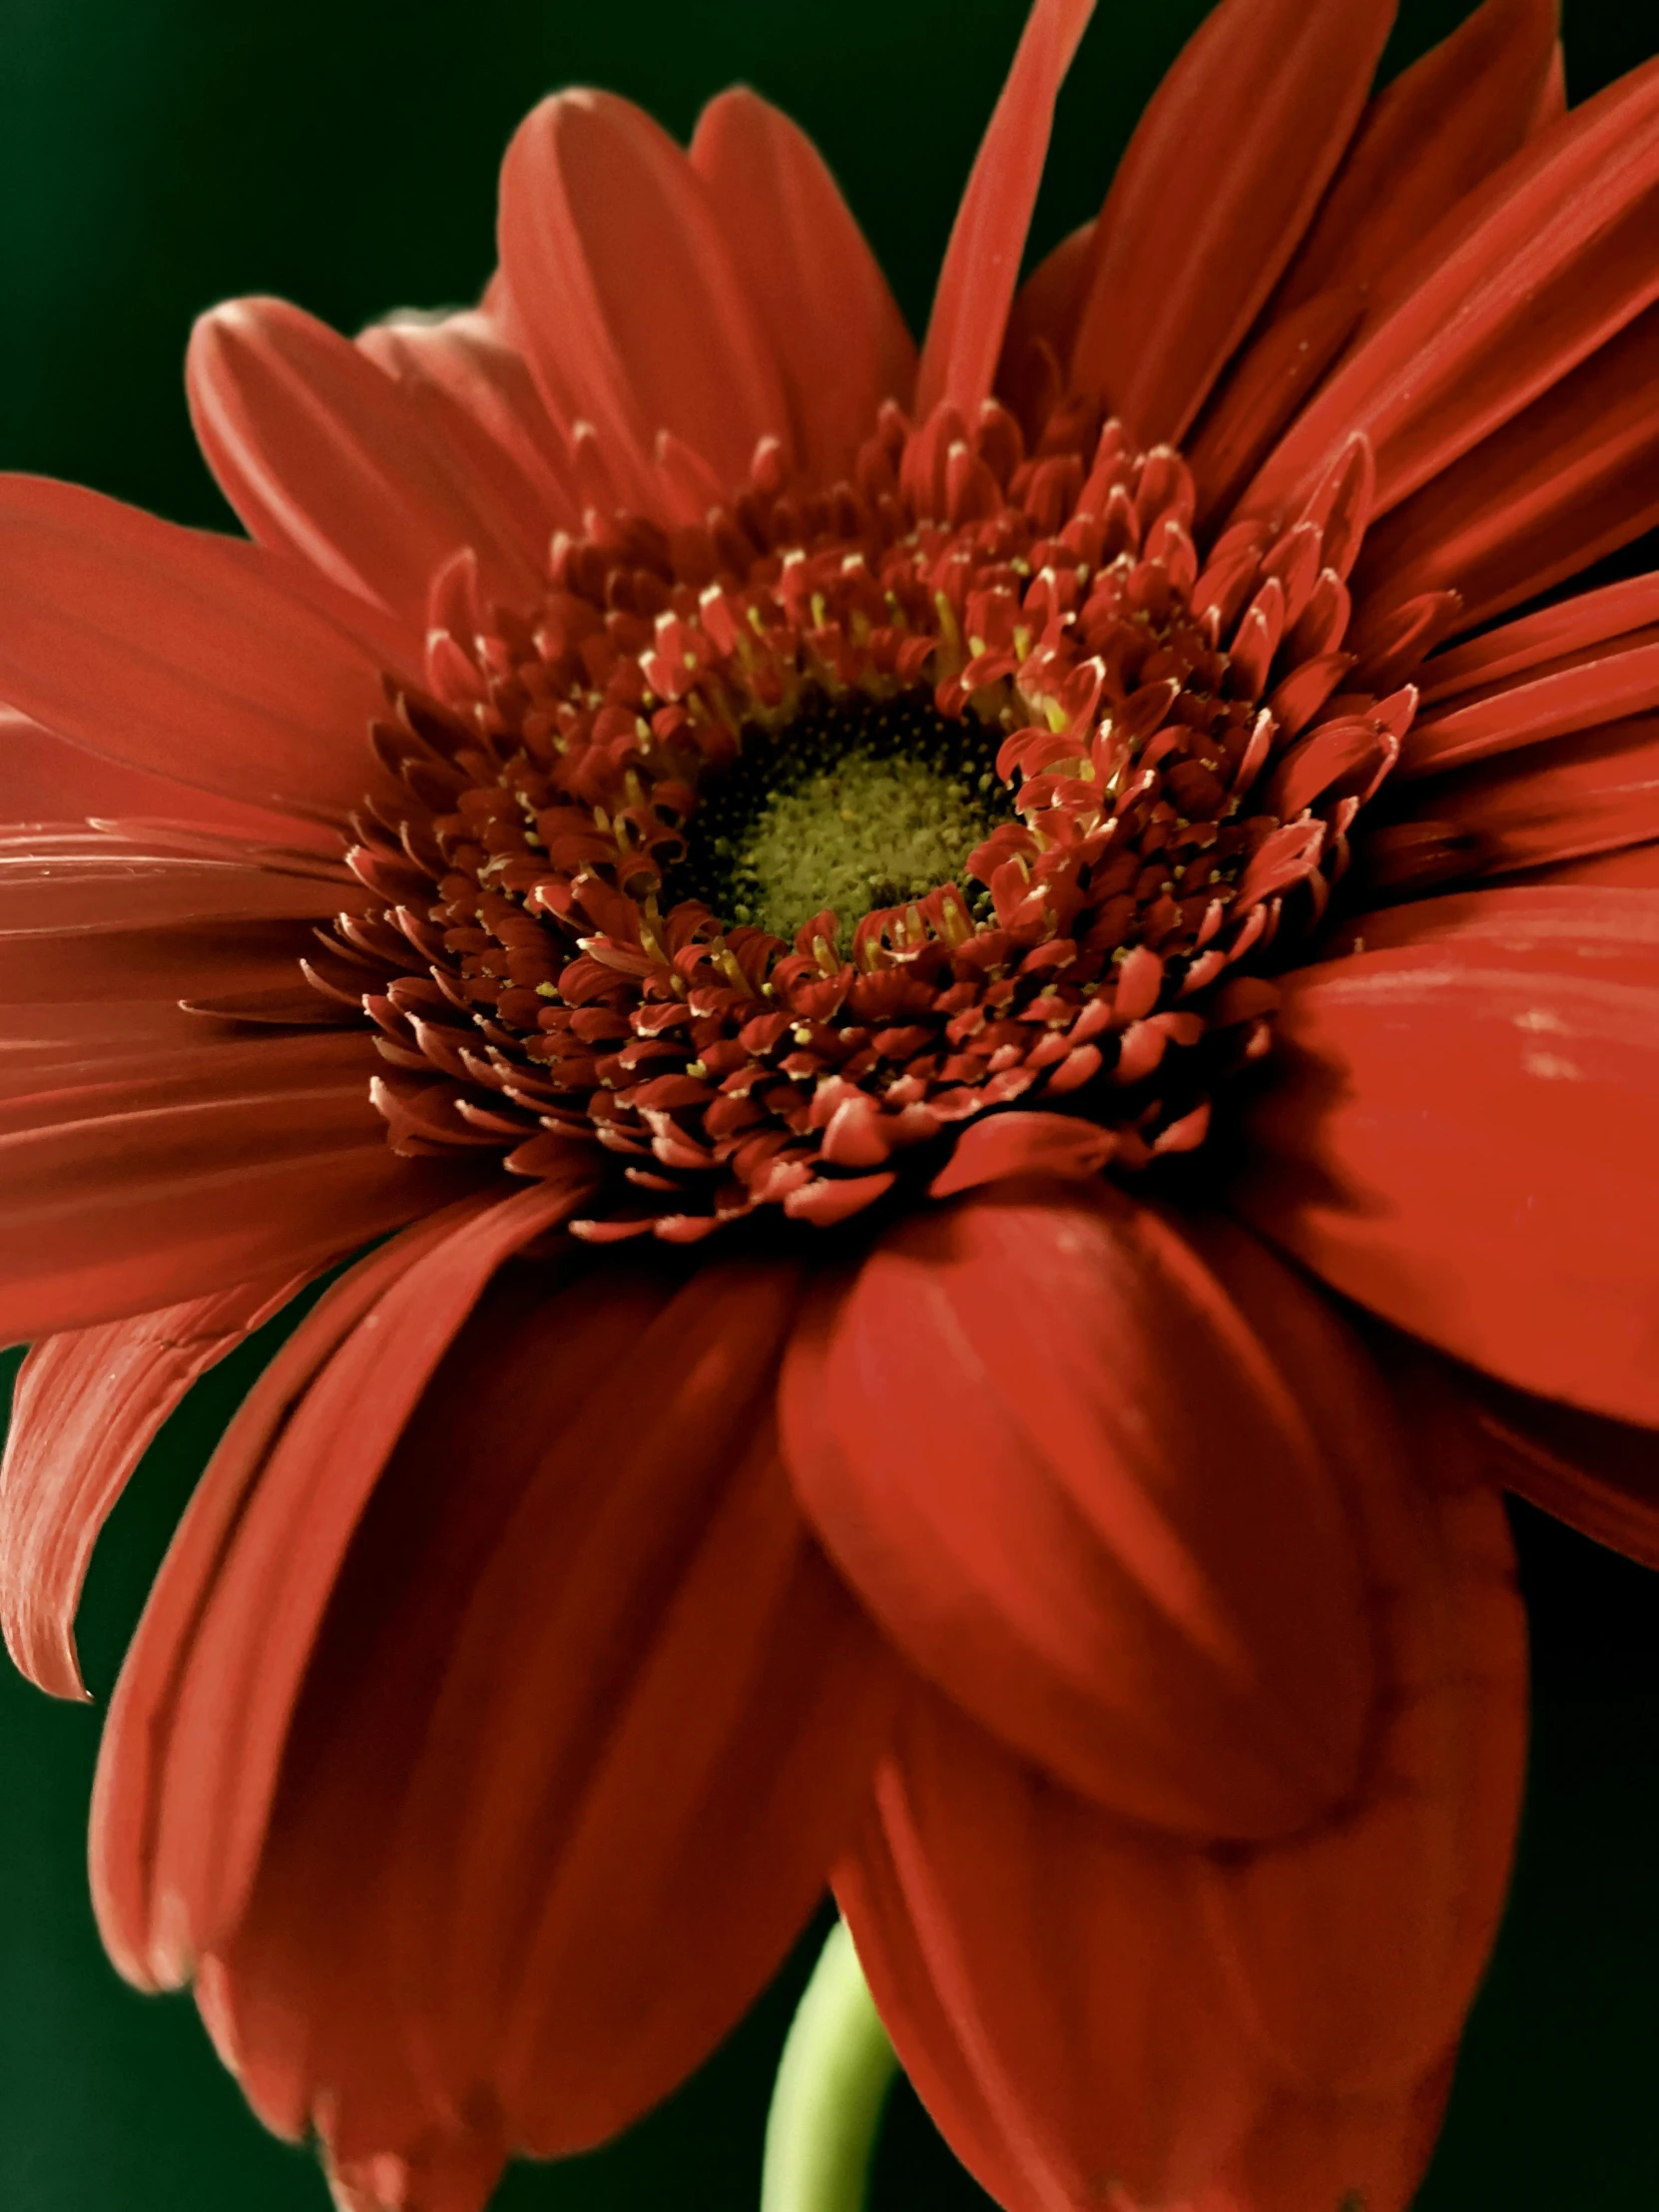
[[675, 687, 1011, 946]]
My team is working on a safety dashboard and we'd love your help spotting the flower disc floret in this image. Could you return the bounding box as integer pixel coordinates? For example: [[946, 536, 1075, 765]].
[[321, 398, 1415, 1240]]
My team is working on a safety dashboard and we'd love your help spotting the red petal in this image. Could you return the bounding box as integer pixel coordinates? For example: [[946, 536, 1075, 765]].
[[837, 1279, 1524, 2211], [0, 842, 355, 933], [1214, 2063, 1458, 2212], [781, 1182, 1375, 1840], [1273, 0, 1561, 317], [0, 476, 402, 826], [1188, 286, 1366, 532], [188, 297, 545, 626], [1394, 1349, 1659, 1572], [1419, 570, 1659, 703], [370, 1260, 895, 2154], [995, 220, 1095, 437], [0, 1270, 310, 1699], [186, 1261, 676, 2172], [928, 1109, 1115, 1197], [1247, 56, 1659, 520], [839, 1693, 1267, 2210], [91, 1181, 588, 1991], [358, 307, 580, 530], [1352, 300, 1659, 634], [0, 709, 334, 852], [915, 0, 1095, 424], [1240, 885, 1659, 1423], [497, 91, 789, 503], [690, 90, 915, 481], [1402, 628, 1659, 776], [1368, 714, 1659, 891], [0, 1028, 468, 1344], [1186, 1227, 1528, 2102], [1068, 0, 1394, 445]]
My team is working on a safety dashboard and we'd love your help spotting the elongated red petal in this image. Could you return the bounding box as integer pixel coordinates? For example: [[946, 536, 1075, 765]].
[[1365, 714, 1659, 893], [0, 1028, 467, 1346], [188, 297, 545, 626], [1419, 572, 1659, 702], [497, 91, 789, 504], [184, 1259, 676, 2179], [782, 1181, 1374, 1841], [841, 1692, 1267, 2210], [1068, 0, 1394, 445], [0, 843, 356, 934], [0, 477, 402, 826], [0, 710, 333, 851], [357, 307, 580, 530], [0, 1271, 310, 1699], [1240, 885, 1659, 1424], [837, 1281, 1524, 2212], [1392, 1348, 1659, 1572], [1273, 0, 1560, 316], [377, 1260, 894, 2155], [1186, 1227, 1527, 2103], [1247, 55, 1659, 520], [915, 0, 1094, 424], [90, 1182, 587, 1992], [1402, 629, 1659, 776], [1352, 299, 1659, 632], [690, 90, 915, 479]]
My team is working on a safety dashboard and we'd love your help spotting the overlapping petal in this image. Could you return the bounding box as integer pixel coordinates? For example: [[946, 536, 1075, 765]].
[[1239, 885, 1659, 1423], [1067, 0, 1395, 445], [0, 477, 407, 827], [1247, 53, 1659, 521], [915, 0, 1095, 423], [782, 1181, 1374, 1840], [835, 1245, 1525, 2212], [690, 90, 915, 479], [188, 297, 549, 629], [497, 90, 789, 508]]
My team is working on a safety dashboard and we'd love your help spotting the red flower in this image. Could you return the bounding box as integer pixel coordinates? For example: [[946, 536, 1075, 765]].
[[2, 0, 1656, 2204]]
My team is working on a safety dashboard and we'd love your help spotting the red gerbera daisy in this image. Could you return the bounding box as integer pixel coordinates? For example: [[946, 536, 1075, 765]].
[[3, 0, 1658, 2205]]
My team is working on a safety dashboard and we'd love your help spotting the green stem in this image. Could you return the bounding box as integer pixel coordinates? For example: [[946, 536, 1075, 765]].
[[762, 1919, 899, 2212]]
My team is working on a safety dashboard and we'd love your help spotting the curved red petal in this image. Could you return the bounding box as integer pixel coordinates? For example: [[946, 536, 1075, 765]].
[[690, 90, 915, 482], [1273, 0, 1561, 317], [1403, 629, 1659, 777], [1240, 886, 1659, 1423], [90, 1181, 586, 1988], [368, 1259, 896, 2156], [357, 307, 579, 531], [0, 1269, 310, 1700], [1069, 0, 1394, 445], [188, 297, 545, 626], [0, 1030, 466, 1346], [497, 90, 789, 503], [0, 709, 334, 852], [1393, 1348, 1659, 1572], [1419, 571, 1659, 705], [781, 1181, 1375, 1841], [915, 0, 1095, 425], [836, 1280, 1523, 2211], [1247, 55, 1659, 521], [0, 476, 403, 826], [1365, 714, 1659, 894], [1353, 299, 1659, 635], [840, 1693, 1267, 2210]]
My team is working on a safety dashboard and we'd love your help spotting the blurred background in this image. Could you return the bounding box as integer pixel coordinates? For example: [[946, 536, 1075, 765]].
[[3, 0, 1659, 2204]]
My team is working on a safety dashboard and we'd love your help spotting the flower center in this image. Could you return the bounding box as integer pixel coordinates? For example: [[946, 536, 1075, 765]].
[[671, 689, 1011, 945], [326, 402, 1415, 1243]]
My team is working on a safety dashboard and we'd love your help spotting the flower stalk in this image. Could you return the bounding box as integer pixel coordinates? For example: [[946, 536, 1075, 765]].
[[761, 1920, 899, 2212]]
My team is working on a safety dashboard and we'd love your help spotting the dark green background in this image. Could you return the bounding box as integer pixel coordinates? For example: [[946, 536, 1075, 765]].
[[4, 1, 1659, 2205]]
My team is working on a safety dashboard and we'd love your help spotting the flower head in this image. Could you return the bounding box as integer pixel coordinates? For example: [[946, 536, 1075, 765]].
[[2, 0, 1657, 2207]]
